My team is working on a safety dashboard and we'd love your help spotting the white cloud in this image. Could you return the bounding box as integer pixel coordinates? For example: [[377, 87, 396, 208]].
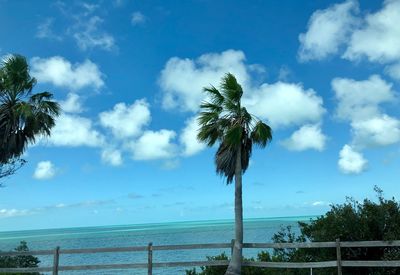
[[338, 144, 368, 174], [160, 50, 325, 129], [332, 75, 399, 149], [113, 0, 125, 7], [332, 75, 395, 121], [298, 0, 359, 61], [60, 93, 83, 113], [36, 18, 62, 40], [0, 209, 31, 218], [99, 99, 151, 139], [351, 115, 400, 148], [244, 82, 325, 128], [131, 12, 146, 25], [72, 16, 116, 51], [128, 130, 177, 160], [43, 114, 104, 147], [101, 149, 123, 166], [31, 56, 104, 90], [281, 124, 326, 151], [162, 159, 180, 170], [343, 0, 400, 63], [386, 62, 400, 81], [180, 116, 206, 156], [332, 75, 400, 171], [159, 49, 251, 112], [311, 201, 330, 206], [33, 161, 57, 180]]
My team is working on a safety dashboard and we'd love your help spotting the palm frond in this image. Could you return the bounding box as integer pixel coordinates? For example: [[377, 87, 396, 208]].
[[197, 122, 221, 147], [203, 85, 224, 106], [0, 55, 60, 164], [250, 121, 272, 147], [197, 111, 219, 126], [0, 54, 36, 96], [215, 142, 236, 184], [199, 102, 223, 114], [224, 123, 242, 147], [221, 73, 243, 105]]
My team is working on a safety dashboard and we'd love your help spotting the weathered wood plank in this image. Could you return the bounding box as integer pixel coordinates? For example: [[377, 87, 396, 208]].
[[148, 242, 153, 275], [243, 242, 336, 249], [58, 263, 148, 271], [340, 241, 400, 248], [342, 260, 400, 267], [0, 267, 53, 273], [0, 250, 54, 256], [152, 243, 231, 250], [336, 239, 342, 275], [242, 261, 338, 269], [152, 260, 229, 267], [53, 246, 60, 275], [60, 246, 148, 254]]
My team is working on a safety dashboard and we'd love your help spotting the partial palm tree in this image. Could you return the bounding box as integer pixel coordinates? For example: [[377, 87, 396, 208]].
[[197, 73, 272, 275], [0, 54, 60, 170]]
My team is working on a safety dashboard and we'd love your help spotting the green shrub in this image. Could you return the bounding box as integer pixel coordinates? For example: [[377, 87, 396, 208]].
[[0, 241, 40, 275]]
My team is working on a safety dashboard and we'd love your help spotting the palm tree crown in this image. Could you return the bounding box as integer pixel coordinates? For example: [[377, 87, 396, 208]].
[[0, 54, 60, 164], [197, 73, 272, 183]]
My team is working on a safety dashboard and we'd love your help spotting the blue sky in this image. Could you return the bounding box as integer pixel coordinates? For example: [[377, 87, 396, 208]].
[[1, 0, 400, 231]]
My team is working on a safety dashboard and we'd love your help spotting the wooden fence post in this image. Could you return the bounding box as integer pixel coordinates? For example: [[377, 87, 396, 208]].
[[52, 246, 60, 275], [230, 239, 235, 256], [336, 239, 342, 275], [148, 242, 153, 275]]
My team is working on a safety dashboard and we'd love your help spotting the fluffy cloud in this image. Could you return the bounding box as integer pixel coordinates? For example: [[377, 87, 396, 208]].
[[131, 12, 146, 25], [244, 82, 325, 128], [159, 50, 251, 112], [298, 0, 359, 61], [31, 56, 104, 90], [351, 115, 400, 148], [386, 62, 400, 81], [332, 75, 399, 149], [99, 99, 151, 139], [43, 114, 104, 147], [36, 18, 62, 41], [0, 209, 31, 218], [73, 16, 116, 51], [281, 124, 326, 151], [101, 149, 123, 166], [33, 161, 57, 180], [160, 50, 325, 129], [59, 93, 83, 113], [179, 116, 206, 156], [299, 0, 400, 82], [338, 144, 367, 174], [343, 0, 400, 63], [128, 130, 177, 160], [159, 49, 327, 157], [332, 75, 395, 121]]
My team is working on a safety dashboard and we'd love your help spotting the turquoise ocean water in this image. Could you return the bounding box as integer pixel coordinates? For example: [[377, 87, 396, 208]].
[[0, 216, 315, 274]]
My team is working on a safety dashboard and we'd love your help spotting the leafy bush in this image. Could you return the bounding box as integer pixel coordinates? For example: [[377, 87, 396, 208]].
[[0, 241, 40, 275]]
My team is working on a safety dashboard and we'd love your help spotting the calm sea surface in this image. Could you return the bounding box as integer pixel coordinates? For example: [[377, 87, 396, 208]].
[[0, 216, 315, 274]]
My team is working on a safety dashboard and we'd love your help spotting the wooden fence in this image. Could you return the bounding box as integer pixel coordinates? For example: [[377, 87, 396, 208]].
[[1, 240, 400, 274]]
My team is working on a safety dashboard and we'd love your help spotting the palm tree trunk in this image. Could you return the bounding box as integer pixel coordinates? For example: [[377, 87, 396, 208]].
[[225, 145, 243, 275]]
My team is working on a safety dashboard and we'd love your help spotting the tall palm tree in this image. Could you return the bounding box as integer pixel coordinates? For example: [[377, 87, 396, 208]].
[[197, 73, 272, 275], [0, 54, 60, 166]]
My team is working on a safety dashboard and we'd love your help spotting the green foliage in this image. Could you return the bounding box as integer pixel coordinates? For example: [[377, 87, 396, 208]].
[[0, 241, 40, 275], [188, 188, 400, 274]]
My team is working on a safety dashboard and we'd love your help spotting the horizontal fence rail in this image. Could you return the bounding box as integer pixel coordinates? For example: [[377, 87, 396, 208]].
[[1, 240, 400, 274]]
